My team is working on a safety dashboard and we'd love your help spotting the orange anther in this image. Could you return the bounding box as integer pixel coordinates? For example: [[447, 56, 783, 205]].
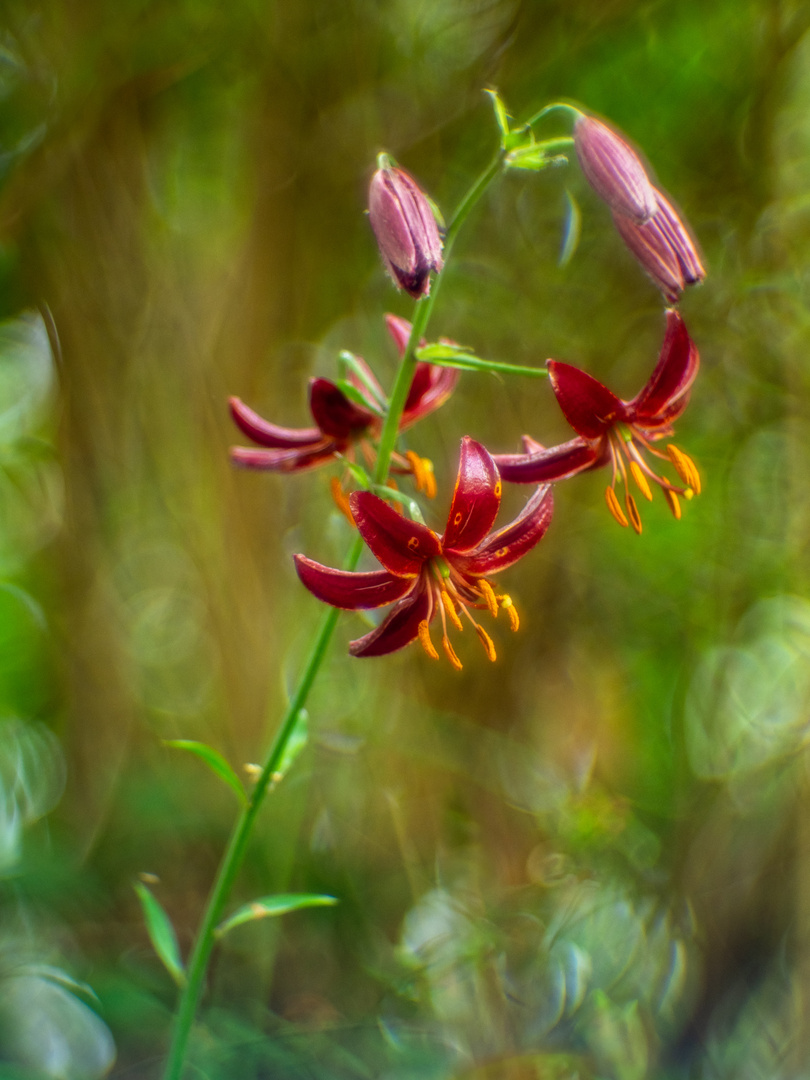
[[664, 488, 682, 519], [441, 589, 464, 632], [501, 595, 519, 632], [330, 477, 355, 524], [442, 634, 463, 671], [629, 461, 653, 501], [605, 486, 629, 527], [418, 619, 439, 660], [625, 492, 642, 534], [667, 444, 701, 495], [478, 579, 499, 618], [475, 624, 497, 662], [422, 458, 437, 499]]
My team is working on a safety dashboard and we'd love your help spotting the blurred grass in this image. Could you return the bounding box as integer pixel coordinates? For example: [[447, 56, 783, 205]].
[[0, 0, 808, 1076]]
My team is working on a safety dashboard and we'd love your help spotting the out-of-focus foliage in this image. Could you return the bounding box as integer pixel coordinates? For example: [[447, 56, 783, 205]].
[[0, 0, 809, 1077]]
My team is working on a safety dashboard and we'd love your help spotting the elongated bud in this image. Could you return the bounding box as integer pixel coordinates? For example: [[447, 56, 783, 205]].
[[574, 114, 658, 224], [612, 189, 705, 303], [368, 157, 443, 298]]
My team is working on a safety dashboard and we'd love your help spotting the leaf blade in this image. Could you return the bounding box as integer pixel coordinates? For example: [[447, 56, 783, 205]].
[[216, 893, 338, 938], [163, 740, 246, 805], [133, 882, 186, 988]]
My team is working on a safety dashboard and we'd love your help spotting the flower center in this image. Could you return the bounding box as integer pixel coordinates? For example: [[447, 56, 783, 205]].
[[603, 425, 701, 534], [415, 560, 519, 670]]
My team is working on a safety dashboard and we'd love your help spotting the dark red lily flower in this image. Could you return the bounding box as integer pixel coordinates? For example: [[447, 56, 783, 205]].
[[294, 437, 554, 668], [230, 317, 458, 494], [493, 310, 700, 533]]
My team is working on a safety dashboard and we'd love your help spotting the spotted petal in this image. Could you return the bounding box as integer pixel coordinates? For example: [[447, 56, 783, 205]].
[[350, 491, 441, 577], [457, 484, 554, 576], [294, 555, 414, 609], [229, 397, 323, 449], [548, 361, 627, 439], [629, 310, 699, 426], [494, 435, 604, 484], [309, 378, 376, 440], [443, 437, 501, 553], [349, 583, 432, 657]]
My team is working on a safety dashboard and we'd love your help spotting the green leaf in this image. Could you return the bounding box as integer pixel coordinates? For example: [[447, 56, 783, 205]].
[[337, 351, 387, 410], [163, 740, 246, 805], [133, 882, 186, 987], [416, 344, 548, 379], [335, 378, 384, 416], [272, 709, 309, 781], [559, 189, 582, 268], [216, 893, 338, 938]]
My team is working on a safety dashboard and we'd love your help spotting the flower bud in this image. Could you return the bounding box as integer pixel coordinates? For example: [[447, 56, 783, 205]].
[[612, 188, 705, 303], [368, 158, 443, 298], [574, 114, 657, 224]]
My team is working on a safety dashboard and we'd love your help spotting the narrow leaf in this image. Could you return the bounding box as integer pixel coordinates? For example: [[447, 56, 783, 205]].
[[216, 893, 338, 938], [559, 189, 581, 268], [273, 709, 309, 781], [133, 882, 186, 987], [416, 346, 548, 379], [163, 740, 246, 805], [335, 379, 384, 416]]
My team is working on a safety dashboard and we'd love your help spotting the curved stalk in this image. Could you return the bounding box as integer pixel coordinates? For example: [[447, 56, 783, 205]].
[[163, 147, 506, 1080]]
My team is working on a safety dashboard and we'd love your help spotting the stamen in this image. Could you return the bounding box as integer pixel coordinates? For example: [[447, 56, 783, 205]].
[[605, 486, 629, 527], [405, 450, 425, 492], [500, 595, 520, 632], [441, 589, 464, 632], [478, 579, 499, 618], [625, 492, 642, 534], [442, 634, 463, 671], [330, 477, 355, 524], [629, 460, 653, 501], [667, 445, 702, 495], [421, 458, 437, 499], [418, 619, 439, 660], [664, 489, 682, 519], [475, 624, 497, 662]]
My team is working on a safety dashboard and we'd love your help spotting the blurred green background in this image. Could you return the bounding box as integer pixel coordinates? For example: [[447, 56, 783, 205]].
[[0, 0, 809, 1077]]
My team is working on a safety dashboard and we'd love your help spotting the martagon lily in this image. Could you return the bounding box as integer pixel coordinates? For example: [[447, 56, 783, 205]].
[[493, 310, 700, 533], [294, 437, 554, 668], [230, 315, 458, 499]]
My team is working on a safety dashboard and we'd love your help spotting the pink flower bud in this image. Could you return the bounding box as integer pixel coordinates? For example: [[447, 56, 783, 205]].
[[612, 188, 705, 303], [368, 160, 444, 299], [574, 114, 658, 224]]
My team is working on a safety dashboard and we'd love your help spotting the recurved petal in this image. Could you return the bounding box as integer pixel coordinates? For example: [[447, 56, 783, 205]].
[[349, 583, 432, 657], [350, 490, 441, 576], [494, 436, 603, 483], [230, 440, 338, 472], [458, 484, 554, 576], [295, 555, 414, 609], [309, 378, 376, 440], [548, 361, 627, 438], [229, 397, 324, 449], [401, 362, 460, 428], [629, 309, 699, 425], [443, 437, 501, 553]]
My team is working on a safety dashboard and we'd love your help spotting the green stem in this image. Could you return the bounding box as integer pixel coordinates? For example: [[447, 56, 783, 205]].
[[163, 147, 506, 1080], [524, 101, 581, 129]]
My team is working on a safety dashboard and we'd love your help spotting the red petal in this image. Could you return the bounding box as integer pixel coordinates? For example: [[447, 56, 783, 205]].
[[457, 484, 554, 576], [401, 363, 459, 428], [494, 436, 603, 483], [385, 313, 414, 356], [442, 437, 501, 553], [548, 361, 627, 438], [294, 555, 413, 610], [350, 491, 441, 576], [309, 378, 376, 439], [629, 310, 699, 425], [349, 582, 432, 657], [229, 397, 323, 449], [230, 441, 337, 472]]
